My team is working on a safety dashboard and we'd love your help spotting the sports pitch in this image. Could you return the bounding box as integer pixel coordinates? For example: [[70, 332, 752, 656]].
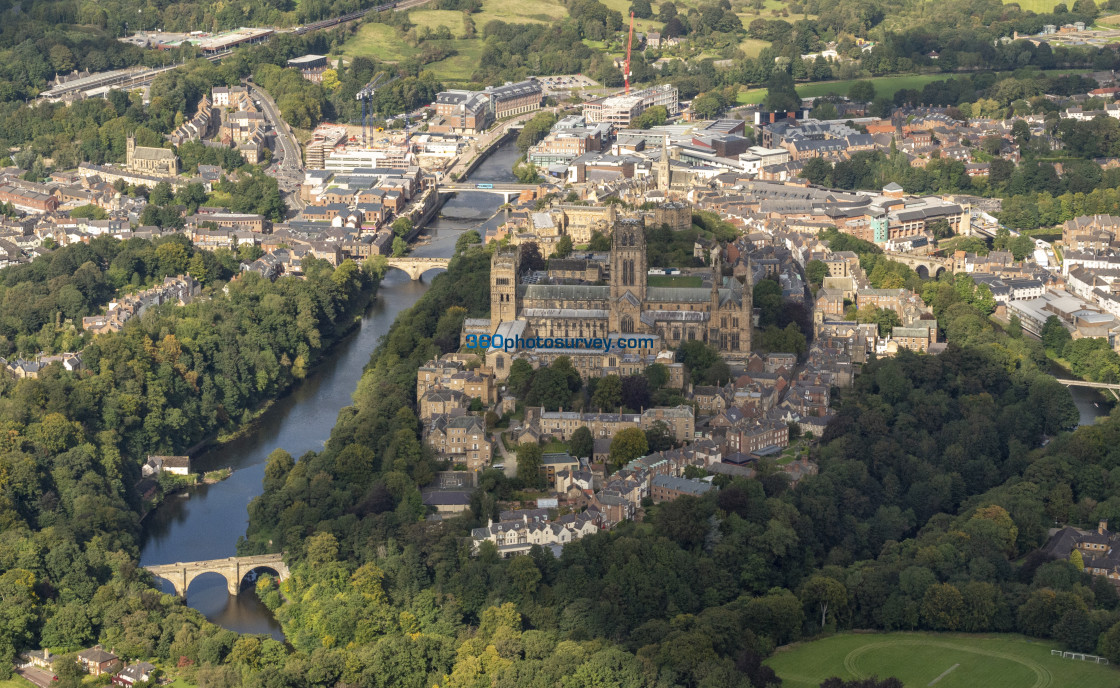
[[765, 632, 1120, 688]]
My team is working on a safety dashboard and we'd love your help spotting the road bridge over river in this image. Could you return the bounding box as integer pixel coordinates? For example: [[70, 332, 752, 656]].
[[145, 554, 289, 599]]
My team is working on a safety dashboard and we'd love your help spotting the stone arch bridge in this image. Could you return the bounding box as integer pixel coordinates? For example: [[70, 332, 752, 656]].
[[145, 554, 289, 599], [386, 256, 451, 280], [882, 251, 955, 279]]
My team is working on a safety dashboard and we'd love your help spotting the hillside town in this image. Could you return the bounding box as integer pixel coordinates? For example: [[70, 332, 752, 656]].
[[8, 49, 1120, 573]]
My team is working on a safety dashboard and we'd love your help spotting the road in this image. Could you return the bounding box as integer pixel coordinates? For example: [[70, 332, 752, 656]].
[[246, 81, 307, 210], [16, 665, 56, 687], [494, 432, 517, 478]]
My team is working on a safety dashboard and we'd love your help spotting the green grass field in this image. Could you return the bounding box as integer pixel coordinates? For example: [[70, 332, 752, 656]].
[[737, 69, 1093, 106], [0, 678, 35, 688], [1004, 0, 1068, 11], [474, 0, 568, 24], [599, 0, 664, 32], [647, 274, 703, 287], [426, 40, 487, 80], [736, 74, 954, 105], [340, 22, 421, 62], [342, 0, 567, 80], [766, 633, 1120, 688], [409, 8, 466, 32], [738, 37, 771, 58]]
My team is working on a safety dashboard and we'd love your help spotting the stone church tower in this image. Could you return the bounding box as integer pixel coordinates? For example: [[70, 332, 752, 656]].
[[610, 220, 647, 333], [708, 246, 753, 355], [490, 246, 520, 333], [657, 135, 671, 192]]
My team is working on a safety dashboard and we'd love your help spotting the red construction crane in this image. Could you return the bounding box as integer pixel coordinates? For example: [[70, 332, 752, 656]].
[[624, 11, 635, 94]]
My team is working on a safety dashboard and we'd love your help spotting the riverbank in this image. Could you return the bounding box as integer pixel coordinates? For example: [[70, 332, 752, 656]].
[[138, 139, 521, 638], [181, 289, 379, 458]]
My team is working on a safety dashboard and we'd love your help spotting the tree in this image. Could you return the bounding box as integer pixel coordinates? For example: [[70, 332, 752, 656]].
[[800, 576, 847, 630], [1070, 548, 1084, 571], [629, 0, 653, 18], [321, 69, 342, 91], [150, 180, 173, 207], [514, 160, 541, 184], [658, 0, 677, 22], [920, 583, 963, 630], [552, 235, 573, 258], [848, 80, 876, 103], [1012, 118, 1031, 144], [1099, 620, 1120, 663], [507, 555, 542, 601], [517, 111, 559, 152], [1041, 315, 1071, 355], [305, 532, 339, 565], [53, 656, 84, 688], [609, 427, 648, 470], [392, 217, 413, 238], [632, 105, 668, 129], [691, 93, 723, 119], [507, 359, 535, 397], [592, 374, 623, 410], [645, 419, 674, 451], [764, 69, 801, 113], [1009, 235, 1035, 261], [644, 363, 669, 390], [570, 426, 594, 460], [662, 16, 686, 37], [69, 204, 108, 220], [758, 323, 807, 355], [392, 237, 408, 257], [811, 101, 838, 120], [621, 374, 650, 410], [589, 231, 612, 251], [1056, 608, 1098, 653], [1008, 314, 1022, 339], [516, 443, 544, 489], [801, 157, 832, 185], [806, 259, 829, 288]]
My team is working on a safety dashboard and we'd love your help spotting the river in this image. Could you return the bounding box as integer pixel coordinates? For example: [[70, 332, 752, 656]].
[[138, 140, 521, 638], [1055, 372, 1115, 428]]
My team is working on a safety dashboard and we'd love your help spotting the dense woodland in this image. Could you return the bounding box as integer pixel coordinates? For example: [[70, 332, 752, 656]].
[[0, 243, 378, 676], [0, 235, 247, 356]]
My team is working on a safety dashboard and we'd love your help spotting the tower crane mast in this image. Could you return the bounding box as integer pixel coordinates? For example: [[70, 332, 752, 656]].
[[624, 11, 635, 94]]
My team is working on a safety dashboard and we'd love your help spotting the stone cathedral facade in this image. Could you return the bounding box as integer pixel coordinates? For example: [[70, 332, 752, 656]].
[[489, 218, 753, 358]]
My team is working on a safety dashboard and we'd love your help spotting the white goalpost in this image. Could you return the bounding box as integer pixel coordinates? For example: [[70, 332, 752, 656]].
[[1052, 649, 1109, 664]]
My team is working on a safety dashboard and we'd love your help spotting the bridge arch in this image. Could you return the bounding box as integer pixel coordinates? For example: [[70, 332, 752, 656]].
[[181, 570, 231, 599], [384, 257, 451, 281], [145, 554, 290, 600], [916, 265, 930, 280]]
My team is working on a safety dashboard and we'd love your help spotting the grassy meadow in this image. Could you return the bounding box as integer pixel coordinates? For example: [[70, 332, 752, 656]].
[[766, 632, 1120, 688]]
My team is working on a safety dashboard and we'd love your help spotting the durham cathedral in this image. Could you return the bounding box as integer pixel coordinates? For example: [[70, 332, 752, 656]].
[[487, 218, 753, 371]]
